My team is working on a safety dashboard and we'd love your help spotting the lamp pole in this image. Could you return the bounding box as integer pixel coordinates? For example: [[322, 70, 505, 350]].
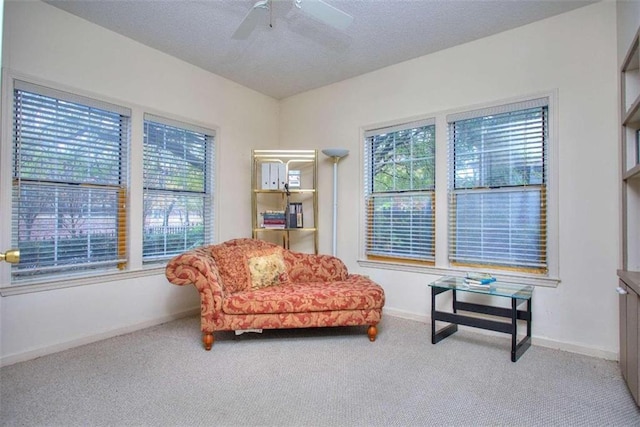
[[321, 148, 349, 256]]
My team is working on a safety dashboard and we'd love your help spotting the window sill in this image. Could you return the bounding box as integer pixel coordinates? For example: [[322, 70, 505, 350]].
[[357, 259, 560, 288], [0, 266, 166, 296]]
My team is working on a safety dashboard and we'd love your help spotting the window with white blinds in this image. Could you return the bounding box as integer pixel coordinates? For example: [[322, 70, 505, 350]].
[[143, 114, 215, 263], [364, 119, 436, 262], [448, 98, 548, 272], [12, 81, 130, 281]]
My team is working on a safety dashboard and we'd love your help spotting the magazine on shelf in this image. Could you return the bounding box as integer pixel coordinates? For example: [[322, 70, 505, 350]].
[[288, 170, 301, 188], [465, 272, 496, 283]]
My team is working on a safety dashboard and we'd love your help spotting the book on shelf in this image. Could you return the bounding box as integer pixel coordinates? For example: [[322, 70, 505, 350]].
[[277, 163, 287, 190], [260, 163, 287, 190], [263, 224, 286, 229], [269, 163, 279, 189], [261, 210, 286, 228], [288, 202, 303, 228], [261, 163, 271, 189]]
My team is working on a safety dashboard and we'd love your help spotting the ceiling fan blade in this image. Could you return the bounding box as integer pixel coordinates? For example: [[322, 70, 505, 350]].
[[232, 0, 270, 40], [295, 0, 353, 31]]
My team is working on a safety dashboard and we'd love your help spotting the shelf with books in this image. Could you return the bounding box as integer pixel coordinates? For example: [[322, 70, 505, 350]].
[[251, 149, 318, 254], [618, 22, 640, 407], [621, 28, 640, 275]]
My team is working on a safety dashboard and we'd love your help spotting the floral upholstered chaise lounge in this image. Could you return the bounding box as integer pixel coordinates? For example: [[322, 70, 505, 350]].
[[165, 238, 385, 350]]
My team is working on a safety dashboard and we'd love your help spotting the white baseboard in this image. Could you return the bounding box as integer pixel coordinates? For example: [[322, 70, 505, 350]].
[[383, 310, 618, 361], [3, 307, 618, 366], [531, 336, 618, 361], [0, 308, 199, 367], [383, 307, 428, 323]]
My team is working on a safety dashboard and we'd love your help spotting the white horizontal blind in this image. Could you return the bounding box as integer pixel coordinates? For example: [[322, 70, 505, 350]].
[[143, 115, 215, 263], [448, 99, 548, 271], [12, 81, 130, 281], [364, 119, 436, 262]]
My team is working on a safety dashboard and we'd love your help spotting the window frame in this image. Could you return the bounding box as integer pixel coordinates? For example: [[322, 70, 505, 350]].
[[0, 72, 220, 295], [142, 113, 216, 264], [447, 98, 549, 274], [363, 118, 437, 264], [359, 92, 559, 287], [10, 79, 131, 283]]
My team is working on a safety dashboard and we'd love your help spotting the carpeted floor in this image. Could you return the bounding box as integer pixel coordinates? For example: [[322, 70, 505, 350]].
[[1, 315, 639, 426]]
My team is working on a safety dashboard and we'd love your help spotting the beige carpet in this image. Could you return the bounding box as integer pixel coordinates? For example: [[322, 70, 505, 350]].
[[1, 315, 639, 426]]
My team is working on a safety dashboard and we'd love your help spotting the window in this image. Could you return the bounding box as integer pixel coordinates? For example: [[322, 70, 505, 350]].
[[364, 119, 436, 262], [447, 98, 548, 273], [12, 81, 130, 281], [142, 115, 215, 263]]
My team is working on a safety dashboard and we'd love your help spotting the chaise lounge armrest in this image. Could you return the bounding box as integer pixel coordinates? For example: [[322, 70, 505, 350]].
[[165, 247, 225, 312]]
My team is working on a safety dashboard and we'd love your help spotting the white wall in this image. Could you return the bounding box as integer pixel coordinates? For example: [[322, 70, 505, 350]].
[[0, 0, 279, 365], [280, 2, 620, 358], [0, 0, 623, 364], [617, 0, 640, 66]]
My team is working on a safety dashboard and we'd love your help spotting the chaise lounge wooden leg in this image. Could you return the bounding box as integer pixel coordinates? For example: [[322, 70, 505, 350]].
[[367, 325, 377, 342], [203, 332, 214, 350]]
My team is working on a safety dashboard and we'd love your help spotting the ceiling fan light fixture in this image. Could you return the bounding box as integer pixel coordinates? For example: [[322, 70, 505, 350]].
[[232, 0, 353, 40]]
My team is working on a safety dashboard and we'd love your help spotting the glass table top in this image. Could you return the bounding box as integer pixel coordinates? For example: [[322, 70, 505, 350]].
[[428, 276, 534, 300]]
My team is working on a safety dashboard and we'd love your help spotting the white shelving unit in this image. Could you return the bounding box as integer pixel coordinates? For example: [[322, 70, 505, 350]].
[[618, 27, 640, 407]]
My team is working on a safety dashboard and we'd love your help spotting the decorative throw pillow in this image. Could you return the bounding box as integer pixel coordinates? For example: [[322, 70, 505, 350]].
[[246, 248, 289, 290], [211, 244, 253, 293]]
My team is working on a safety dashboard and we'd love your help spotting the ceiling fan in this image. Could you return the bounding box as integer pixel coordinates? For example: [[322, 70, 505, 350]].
[[232, 0, 354, 40]]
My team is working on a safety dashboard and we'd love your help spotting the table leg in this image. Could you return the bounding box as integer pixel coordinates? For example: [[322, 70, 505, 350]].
[[527, 297, 532, 338], [431, 286, 458, 344], [431, 286, 436, 343], [511, 297, 532, 362], [453, 289, 458, 313], [511, 298, 518, 362]]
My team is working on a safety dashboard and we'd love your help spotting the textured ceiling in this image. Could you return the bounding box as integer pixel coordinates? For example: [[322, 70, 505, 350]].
[[44, 0, 595, 99]]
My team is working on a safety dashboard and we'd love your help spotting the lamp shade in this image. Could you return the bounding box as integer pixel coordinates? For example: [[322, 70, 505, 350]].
[[322, 148, 349, 158]]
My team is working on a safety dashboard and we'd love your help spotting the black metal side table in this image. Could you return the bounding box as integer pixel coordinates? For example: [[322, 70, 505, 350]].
[[429, 276, 533, 362]]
